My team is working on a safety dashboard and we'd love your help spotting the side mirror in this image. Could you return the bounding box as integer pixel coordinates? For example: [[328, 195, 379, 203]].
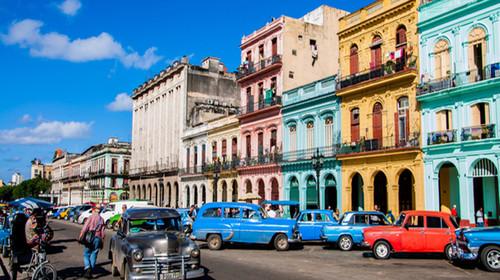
[[117, 231, 126, 238]]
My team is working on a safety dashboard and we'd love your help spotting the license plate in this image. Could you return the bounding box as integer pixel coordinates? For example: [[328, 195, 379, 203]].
[[160, 272, 182, 280]]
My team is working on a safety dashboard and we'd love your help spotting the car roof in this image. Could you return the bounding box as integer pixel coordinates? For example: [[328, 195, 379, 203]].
[[344, 211, 384, 215], [261, 200, 299, 206], [300, 209, 333, 214], [123, 207, 180, 219], [201, 202, 258, 209], [401, 210, 450, 217]]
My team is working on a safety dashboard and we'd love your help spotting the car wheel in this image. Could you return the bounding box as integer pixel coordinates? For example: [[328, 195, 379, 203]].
[[111, 254, 120, 277], [481, 245, 500, 272], [106, 220, 112, 229], [273, 233, 289, 251], [444, 243, 453, 260], [373, 240, 391, 259], [338, 235, 353, 251], [113, 221, 120, 231], [207, 234, 222, 250]]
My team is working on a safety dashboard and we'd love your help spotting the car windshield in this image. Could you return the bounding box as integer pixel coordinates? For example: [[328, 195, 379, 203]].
[[129, 217, 181, 233], [395, 213, 406, 226]]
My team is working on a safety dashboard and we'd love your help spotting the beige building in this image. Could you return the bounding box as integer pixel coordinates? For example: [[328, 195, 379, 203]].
[[31, 158, 53, 180], [130, 57, 239, 207]]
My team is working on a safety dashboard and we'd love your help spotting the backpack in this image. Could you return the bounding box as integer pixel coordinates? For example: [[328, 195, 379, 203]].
[[80, 217, 102, 247]]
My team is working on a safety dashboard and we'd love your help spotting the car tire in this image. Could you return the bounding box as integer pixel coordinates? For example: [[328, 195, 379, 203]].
[[273, 233, 289, 251], [444, 243, 453, 260], [480, 245, 500, 272], [338, 235, 354, 251], [373, 240, 391, 259], [111, 254, 120, 277], [106, 220, 112, 229], [207, 234, 222, 250], [113, 221, 120, 231]]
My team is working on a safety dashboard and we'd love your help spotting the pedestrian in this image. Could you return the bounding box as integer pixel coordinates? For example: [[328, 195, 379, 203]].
[[451, 204, 459, 225], [79, 204, 105, 279], [476, 207, 484, 227], [117, 204, 127, 228], [374, 204, 380, 212], [386, 210, 395, 224], [333, 208, 340, 221], [188, 205, 197, 219]]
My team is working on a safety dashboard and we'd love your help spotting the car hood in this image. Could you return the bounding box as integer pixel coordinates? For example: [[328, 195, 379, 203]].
[[127, 231, 187, 256]]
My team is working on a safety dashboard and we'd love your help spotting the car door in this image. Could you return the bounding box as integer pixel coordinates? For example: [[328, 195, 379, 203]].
[[425, 216, 452, 252], [222, 207, 241, 242], [350, 214, 369, 243], [297, 212, 315, 241], [401, 214, 425, 252], [312, 213, 333, 241], [240, 207, 268, 244]]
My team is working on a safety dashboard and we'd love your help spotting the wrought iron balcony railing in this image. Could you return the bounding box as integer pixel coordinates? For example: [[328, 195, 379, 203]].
[[240, 96, 282, 115], [281, 145, 339, 163], [236, 55, 282, 80], [461, 124, 496, 142], [338, 133, 420, 155], [337, 60, 409, 90], [427, 129, 457, 145], [418, 62, 500, 96], [238, 153, 281, 168], [129, 164, 179, 176]]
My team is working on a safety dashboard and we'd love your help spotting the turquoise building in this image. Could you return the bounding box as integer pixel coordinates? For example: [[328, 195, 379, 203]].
[[281, 76, 342, 210], [418, 0, 500, 225]]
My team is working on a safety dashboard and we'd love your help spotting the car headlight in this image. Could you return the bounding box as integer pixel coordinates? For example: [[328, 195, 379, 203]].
[[190, 248, 200, 258], [132, 249, 144, 262]]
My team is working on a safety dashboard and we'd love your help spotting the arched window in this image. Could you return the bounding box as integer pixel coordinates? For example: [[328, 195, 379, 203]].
[[350, 44, 359, 75], [396, 97, 409, 145], [371, 36, 382, 69], [468, 27, 487, 81], [396, 25, 407, 65], [325, 117, 333, 147], [350, 108, 360, 142], [470, 103, 490, 126], [306, 121, 314, 150], [434, 40, 450, 79]]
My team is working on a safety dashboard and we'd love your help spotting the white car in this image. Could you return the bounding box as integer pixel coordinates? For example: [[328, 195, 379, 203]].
[[100, 200, 153, 227], [77, 209, 93, 224]]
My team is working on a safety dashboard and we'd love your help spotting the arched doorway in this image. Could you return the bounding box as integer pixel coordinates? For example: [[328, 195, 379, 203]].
[[372, 102, 383, 147], [398, 169, 414, 211], [374, 172, 388, 213], [306, 176, 318, 209], [231, 180, 238, 202], [438, 163, 460, 213], [471, 159, 499, 225], [153, 184, 158, 206], [289, 177, 299, 202], [245, 180, 253, 203], [222, 181, 228, 202], [201, 185, 206, 204], [147, 184, 152, 202], [174, 182, 179, 208], [166, 183, 171, 207], [193, 185, 198, 205], [324, 174, 337, 210], [213, 180, 218, 202], [185, 186, 190, 207], [271, 178, 279, 200], [257, 179, 265, 203], [142, 185, 146, 200], [137, 185, 141, 200], [351, 173, 364, 211], [159, 183, 164, 206]]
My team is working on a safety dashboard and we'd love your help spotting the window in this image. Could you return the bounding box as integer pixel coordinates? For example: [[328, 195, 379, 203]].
[[221, 139, 227, 161], [242, 208, 258, 219], [325, 117, 333, 147], [289, 71, 294, 78], [436, 110, 452, 131], [258, 82, 264, 107], [427, 216, 448, 228], [396, 25, 407, 65], [271, 38, 278, 56], [246, 87, 253, 111], [231, 138, 238, 159], [270, 129, 277, 152], [258, 132, 264, 156], [112, 158, 118, 173], [351, 108, 360, 142], [434, 40, 450, 79], [292, 49, 297, 56], [245, 135, 251, 158], [315, 213, 330, 222], [350, 44, 359, 75], [258, 44, 264, 60], [397, 97, 409, 144], [289, 125, 297, 152], [193, 146, 198, 167], [370, 36, 382, 69], [471, 103, 489, 125], [406, 215, 424, 228], [186, 148, 190, 170], [224, 208, 240, 218], [246, 50, 252, 63], [212, 141, 217, 161], [354, 214, 368, 225], [201, 144, 206, 165], [370, 215, 389, 225], [202, 208, 222, 218], [301, 213, 313, 222], [468, 27, 487, 81], [306, 121, 314, 149], [270, 77, 277, 97]]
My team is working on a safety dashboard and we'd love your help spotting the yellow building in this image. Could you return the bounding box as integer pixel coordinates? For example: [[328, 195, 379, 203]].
[[336, 0, 423, 215]]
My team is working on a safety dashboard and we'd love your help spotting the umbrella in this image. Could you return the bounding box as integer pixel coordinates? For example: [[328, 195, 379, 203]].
[[238, 193, 261, 201], [9, 197, 54, 209]]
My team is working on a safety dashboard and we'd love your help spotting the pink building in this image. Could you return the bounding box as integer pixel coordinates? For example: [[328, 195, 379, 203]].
[[237, 5, 347, 202]]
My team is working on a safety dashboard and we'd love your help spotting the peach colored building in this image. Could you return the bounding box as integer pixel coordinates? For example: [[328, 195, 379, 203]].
[[236, 5, 347, 202]]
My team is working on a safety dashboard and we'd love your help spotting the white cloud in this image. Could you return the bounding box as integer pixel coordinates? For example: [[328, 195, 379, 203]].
[[58, 0, 82, 16], [19, 114, 32, 123], [1, 19, 162, 70], [107, 93, 132, 112], [0, 121, 92, 144]]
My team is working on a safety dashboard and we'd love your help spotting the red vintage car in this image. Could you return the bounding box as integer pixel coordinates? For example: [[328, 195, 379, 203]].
[[363, 210, 458, 259]]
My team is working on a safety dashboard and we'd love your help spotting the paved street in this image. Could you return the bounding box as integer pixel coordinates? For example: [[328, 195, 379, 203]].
[[1, 219, 498, 280]]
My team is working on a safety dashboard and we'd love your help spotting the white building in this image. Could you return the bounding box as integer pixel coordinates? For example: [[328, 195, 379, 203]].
[[11, 172, 23, 186]]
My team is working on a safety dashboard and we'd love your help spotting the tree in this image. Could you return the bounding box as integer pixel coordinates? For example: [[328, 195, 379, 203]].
[[0, 186, 14, 202], [12, 178, 52, 199]]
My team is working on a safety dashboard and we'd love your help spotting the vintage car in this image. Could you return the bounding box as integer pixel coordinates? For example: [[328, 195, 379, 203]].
[[52, 207, 68, 219], [261, 200, 300, 219], [109, 207, 203, 280], [296, 210, 337, 241], [191, 202, 301, 251], [320, 211, 389, 251], [70, 204, 92, 223], [108, 213, 122, 231], [452, 226, 500, 272], [363, 210, 458, 259], [0, 216, 10, 257], [176, 208, 194, 229]]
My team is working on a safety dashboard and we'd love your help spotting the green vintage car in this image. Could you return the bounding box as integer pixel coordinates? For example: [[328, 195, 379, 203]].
[[108, 213, 121, 231]]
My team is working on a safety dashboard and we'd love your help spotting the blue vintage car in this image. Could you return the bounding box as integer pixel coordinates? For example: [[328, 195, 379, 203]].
[[296, 210, 338, 241], [191, 202, 301, 251], [0, 216, 10, 257], [320, 211, 390, 251], [452, 226, 500, 272]]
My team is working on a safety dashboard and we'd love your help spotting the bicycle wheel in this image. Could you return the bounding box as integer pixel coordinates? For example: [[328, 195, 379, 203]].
[[32, 263, 57, 280]]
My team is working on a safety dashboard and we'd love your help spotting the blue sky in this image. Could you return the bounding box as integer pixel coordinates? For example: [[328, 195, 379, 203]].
[[0, 0, 373, 182]]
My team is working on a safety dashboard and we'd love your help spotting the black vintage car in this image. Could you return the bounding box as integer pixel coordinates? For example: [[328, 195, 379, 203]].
[[108, 207, 204, 280]]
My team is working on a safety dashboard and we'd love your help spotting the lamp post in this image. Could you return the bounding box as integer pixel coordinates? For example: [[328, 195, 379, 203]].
[[213, 160, 221, 202], [311, 148, 324, 209]]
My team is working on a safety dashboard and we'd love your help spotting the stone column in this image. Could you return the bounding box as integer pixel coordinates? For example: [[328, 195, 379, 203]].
[[390, 184, 399, 215], [365, 185, 374, 211]]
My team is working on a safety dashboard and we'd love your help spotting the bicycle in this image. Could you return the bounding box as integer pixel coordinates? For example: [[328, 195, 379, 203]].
[[12, 239, 57, 280]]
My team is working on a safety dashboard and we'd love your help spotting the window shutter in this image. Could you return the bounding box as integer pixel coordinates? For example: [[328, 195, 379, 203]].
[[405, 109, 410, 143], [394, 112, 399, 146]]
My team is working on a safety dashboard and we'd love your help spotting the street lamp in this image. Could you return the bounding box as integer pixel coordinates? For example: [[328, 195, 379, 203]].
[[311, 148, 324, 209]]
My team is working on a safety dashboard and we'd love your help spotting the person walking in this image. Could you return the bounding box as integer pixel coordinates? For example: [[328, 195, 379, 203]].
[[451, 205, 459, 225], [476, 208, 484, 227], [79, 204, 105, 279]]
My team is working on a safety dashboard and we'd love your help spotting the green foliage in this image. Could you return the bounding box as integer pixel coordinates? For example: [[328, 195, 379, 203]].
[[7, 178, 52, 200], [0, 185, 14, 202]]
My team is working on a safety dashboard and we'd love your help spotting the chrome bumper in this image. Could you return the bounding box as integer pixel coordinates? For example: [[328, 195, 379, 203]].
[[129, 254, 203, 280], [451, 244, 478, 261]]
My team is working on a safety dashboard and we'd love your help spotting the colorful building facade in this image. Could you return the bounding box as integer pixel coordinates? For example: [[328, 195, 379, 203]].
[[418, 0, 500, 225], [237, 5, 347, 202], [336, 0, 423, 215], [281, 76, 342, 210]]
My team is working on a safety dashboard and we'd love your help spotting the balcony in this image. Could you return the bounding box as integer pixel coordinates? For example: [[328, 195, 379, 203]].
[[338, 134, 420, 157], [236, 55, 282, 81], [281, 145, 339, 163], [129, 164, 178, 177], [238, 153, 281, 168], [418, 63, 500, 96], [427, 129, 457, 145], [337, 60, 411, 91], [240, 95, 282, 115], [178, 165, 206, 176], [461, 124, 496, 142]]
